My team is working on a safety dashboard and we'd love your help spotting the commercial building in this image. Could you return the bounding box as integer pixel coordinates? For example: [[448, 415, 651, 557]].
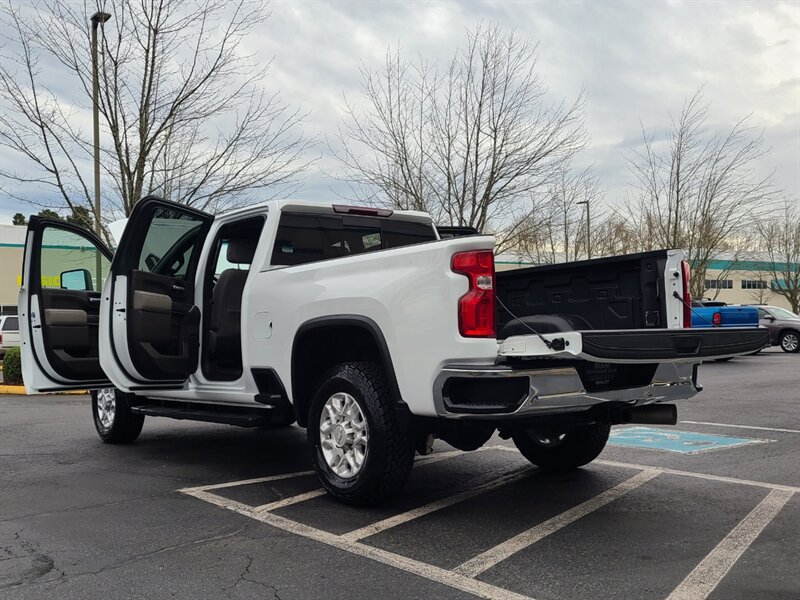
[[0, 225, 25, 315]]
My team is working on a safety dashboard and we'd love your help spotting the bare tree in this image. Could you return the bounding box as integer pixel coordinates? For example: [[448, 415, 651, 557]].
[[626, 89, 775, 298], [742, 270, 773, 304], [0, 0, 313, 237], [513, 164, 601, 263], [333, 24, 586, 242], [591, 214, 641, 258], [755, 199, 800, 312]]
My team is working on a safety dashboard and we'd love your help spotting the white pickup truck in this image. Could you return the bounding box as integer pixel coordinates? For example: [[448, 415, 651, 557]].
[[18, 197, 768, 504]]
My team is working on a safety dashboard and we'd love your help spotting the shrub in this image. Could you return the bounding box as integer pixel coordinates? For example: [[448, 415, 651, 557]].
[[3, 346, 23, 385]]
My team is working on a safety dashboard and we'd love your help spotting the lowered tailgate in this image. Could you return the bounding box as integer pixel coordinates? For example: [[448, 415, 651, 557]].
[[498, 327, 770, 363]]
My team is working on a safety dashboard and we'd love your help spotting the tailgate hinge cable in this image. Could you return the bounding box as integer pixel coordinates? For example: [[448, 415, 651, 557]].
[[496, 296, 566, 350], [671, 291, 719, 327]]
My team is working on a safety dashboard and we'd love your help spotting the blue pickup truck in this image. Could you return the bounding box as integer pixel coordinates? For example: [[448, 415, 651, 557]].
[[690, 301, 766, 359], [690, 300, 759, 328]]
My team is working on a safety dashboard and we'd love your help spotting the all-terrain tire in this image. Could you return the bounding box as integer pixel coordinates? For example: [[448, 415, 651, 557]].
[[308, 362, 414, 505], [92, 388, 145, 444], [512, 423, 610, 472]]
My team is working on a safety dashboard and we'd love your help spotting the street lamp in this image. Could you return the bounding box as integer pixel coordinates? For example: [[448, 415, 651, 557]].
[[577, 199, 591, 259], [90, 11, 110, 287]]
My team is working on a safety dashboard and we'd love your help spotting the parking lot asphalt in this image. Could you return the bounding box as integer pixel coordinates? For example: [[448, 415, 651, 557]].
[[1, 347, 798, 600]]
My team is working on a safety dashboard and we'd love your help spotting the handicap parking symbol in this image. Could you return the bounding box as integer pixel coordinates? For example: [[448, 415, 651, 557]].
[[608, 426, 771, 454]]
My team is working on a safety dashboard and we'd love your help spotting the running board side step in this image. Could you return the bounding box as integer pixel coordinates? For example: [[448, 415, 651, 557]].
[[130, 403, 274, 427]]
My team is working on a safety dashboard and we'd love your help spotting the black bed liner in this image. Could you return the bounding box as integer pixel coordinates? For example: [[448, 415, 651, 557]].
[[496, 250, 673, 337]]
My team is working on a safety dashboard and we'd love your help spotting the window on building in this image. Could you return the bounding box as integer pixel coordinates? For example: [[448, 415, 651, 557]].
[[771, 279, 788, 291], [741, 280, 767, 290], [705, 279, 733, 290]]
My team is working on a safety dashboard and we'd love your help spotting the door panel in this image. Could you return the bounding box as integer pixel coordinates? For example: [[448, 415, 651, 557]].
[[126, 270, 201, 379], [100, 197, 213, 389], [18, 218, 113, 392], [39, 288, 104, 379]]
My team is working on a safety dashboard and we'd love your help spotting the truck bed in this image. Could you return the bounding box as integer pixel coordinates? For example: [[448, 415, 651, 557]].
[[495, 250, 675, 338]]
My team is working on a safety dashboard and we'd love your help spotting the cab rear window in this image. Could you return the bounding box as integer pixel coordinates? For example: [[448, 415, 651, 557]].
[[271, 213, 436, 267]]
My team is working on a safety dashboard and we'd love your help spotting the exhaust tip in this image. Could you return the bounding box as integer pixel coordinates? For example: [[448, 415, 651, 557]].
[[624, 404, 677, 425]]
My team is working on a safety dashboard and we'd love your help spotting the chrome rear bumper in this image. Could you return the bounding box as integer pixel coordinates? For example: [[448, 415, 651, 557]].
[[433, 361, 700, 419]]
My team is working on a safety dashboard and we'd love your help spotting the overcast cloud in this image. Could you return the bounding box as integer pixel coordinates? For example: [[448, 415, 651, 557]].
[[0, 0, 798, 223]]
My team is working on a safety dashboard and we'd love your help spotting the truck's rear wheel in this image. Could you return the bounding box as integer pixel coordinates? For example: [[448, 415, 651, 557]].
[[308, 362, 414, 505], [512, 423, 610, 471], [92, 388, 145, 444]]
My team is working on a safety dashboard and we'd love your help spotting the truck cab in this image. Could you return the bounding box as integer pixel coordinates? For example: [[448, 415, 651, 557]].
[[18, 197, 769, 504]]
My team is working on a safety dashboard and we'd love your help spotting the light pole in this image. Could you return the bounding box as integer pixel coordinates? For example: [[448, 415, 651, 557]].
[[91, 11, 111, 288], [577, 199, 591, 259]]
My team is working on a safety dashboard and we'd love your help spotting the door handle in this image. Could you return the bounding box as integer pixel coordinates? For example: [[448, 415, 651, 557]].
[[89, 297, 101, 303], [172, 283, 185, 293]]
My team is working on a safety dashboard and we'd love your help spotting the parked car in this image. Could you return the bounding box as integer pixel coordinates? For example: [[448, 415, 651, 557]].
[[0, 315, 20, 357], [749, 305, 800, 353], [17, 197, 768, 504]]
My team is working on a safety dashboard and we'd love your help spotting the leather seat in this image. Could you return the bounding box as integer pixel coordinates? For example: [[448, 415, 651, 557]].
[[208, 237, 258, 370]]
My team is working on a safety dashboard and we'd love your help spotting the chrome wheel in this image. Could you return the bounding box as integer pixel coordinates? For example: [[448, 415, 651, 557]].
[[781, 332, 798, 352], [319, 392, 368, 479], [95, 388, 116, 430]]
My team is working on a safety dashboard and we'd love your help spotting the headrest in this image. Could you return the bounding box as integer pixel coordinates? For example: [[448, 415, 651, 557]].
[[227, 237, 257, 264]]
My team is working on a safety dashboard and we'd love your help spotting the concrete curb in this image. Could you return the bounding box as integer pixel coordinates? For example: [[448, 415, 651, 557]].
[[0, 385, 88, 395]]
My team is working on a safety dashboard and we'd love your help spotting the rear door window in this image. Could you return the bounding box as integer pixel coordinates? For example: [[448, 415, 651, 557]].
[[271, 214, 436, 267], [136, 208, 205, 280]]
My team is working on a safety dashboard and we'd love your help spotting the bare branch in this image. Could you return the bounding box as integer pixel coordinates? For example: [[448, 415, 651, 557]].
[[331, 24, 586, 235], [0, 0, 314, 226]]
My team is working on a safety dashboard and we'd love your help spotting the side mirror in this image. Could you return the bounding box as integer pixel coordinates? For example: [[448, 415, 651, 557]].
[[765, 315, 775, 322], [60, 268, 93, 291]]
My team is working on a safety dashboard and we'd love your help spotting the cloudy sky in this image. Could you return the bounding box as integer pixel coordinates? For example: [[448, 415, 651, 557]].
[[0, 0, 798, 223]]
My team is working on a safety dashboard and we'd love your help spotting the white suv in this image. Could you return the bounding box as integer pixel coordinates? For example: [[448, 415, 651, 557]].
[[0, 315, 20, 357]]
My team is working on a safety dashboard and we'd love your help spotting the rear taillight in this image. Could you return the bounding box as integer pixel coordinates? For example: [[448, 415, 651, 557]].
[[452, 250, 496, 337], [712, 312, 722, 326], [681, 260, 692, 328]]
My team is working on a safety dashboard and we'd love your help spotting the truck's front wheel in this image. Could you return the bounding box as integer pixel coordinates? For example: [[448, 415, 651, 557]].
[[512, 423, 610, 471], [92, 388, 145, 444], [308, 362, 414, 505]]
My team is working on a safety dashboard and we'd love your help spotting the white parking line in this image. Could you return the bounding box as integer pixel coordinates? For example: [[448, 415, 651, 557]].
[[179, 470, 314, 493], [666, 489, 794, 600], [253, 489, 327, 512], [594, 459, 800, 494], [453, 468, 661, 578], [415, 449, 467, 465], [680, 420, 800, 434], [487, 445, 800, 494], [180, 450, 464, 497], [184, 488, 536, 600], [341, 467, 531, 542], [182, 446, 797, 600]]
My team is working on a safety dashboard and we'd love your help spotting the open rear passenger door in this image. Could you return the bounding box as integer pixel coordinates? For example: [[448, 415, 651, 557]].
[[99, 197, 213, 392], [18, 217, 114, 392]]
